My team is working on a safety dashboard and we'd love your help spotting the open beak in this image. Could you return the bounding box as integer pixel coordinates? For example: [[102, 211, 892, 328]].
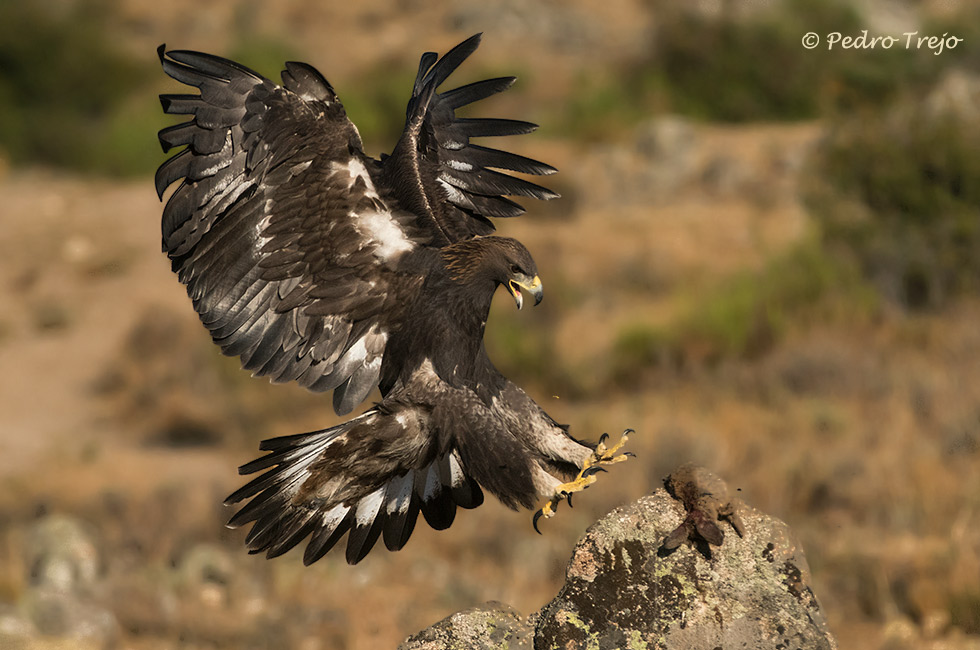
[[506, 275, 543, 310]]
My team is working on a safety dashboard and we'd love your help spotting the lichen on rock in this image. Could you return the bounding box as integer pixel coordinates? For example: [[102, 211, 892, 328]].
[[536, 469, 836, 650], [398, 602, 533, 650]]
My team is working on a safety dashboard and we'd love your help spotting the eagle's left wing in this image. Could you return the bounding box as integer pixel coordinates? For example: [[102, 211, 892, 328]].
[[155, 47, 432, 415]]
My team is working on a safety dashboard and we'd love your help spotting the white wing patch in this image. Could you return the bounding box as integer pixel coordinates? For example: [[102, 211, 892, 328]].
[[437, 178, 468, 204], [335, 158, 415, 262], [344, 158, 378, 197], [421, 463, 442, 502], [385, 472, 415, 515], [355, 486, 386, 526], [446, 159, 474, 172], [357, 209, 415, 260], [448, 452, 466, 489], [321, 503, 351, 531]]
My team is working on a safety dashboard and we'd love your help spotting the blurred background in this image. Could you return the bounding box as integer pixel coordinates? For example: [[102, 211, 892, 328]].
[[1, 0, 979, 648]]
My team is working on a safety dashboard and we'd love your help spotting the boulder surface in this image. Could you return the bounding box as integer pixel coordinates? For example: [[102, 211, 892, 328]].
[[404, 466, 838, 650]]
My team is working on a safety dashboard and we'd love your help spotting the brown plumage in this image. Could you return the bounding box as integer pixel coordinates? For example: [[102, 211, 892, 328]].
[[156, 34, 609, 565]]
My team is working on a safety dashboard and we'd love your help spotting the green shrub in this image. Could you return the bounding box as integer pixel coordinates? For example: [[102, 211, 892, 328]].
[[335, 60, 416, 156], [649, 0, 862, 122], [609, 239, 871, 382], [806, 91, 980, 309], [558, 1, 980, 133], [0, 2, 158, 175]]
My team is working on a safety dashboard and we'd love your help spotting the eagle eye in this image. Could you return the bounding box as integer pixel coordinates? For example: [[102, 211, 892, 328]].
[[509, 263, 522, 275]]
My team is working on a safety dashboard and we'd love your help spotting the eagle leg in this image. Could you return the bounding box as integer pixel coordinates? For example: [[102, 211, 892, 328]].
[[532, 429, 634, 533]]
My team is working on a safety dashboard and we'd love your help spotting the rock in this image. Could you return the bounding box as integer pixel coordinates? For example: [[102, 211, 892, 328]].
[[21, 588, 119, 650], [174, 543, 234, 594], [537, 472, 835, 650], [406, 466, 837, 650], [924, 70, 980, 123], [449, 0, 600, 54], [0, 603, 36, 650], [634, 117, 699, 199], [701, 154, 750, 197], [399, 602, 533, 650], [634, 116, 696, 166], [20, 515, 119, 649], [26, 514, 100, 593]]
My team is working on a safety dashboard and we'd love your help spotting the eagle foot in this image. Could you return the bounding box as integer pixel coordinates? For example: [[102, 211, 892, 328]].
[[532, 429, 634, 534], [586, 429, 634, 471]]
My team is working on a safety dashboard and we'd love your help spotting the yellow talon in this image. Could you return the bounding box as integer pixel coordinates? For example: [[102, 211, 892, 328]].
[[586, 429, 633, 469], [533, 429, 634, 533]]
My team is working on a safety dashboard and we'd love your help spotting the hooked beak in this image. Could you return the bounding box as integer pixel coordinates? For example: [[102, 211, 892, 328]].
[[506, 275, 543, 310]]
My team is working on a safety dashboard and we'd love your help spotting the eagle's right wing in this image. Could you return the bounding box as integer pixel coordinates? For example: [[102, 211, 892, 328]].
[[156, 47, 427, 415]]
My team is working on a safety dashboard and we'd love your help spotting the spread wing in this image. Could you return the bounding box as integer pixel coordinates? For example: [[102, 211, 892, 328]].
[[155, 35, 556, 416], [382, 33, 559, 243], [156, 47, 432, 415]]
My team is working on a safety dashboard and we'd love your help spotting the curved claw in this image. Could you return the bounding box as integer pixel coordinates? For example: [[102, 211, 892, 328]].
[[567, 493, 574, 508], [598, 433, 610, 445], [532, 509, 545, 534], [582, 466, 608, 479], [624, 451, 637, 458]]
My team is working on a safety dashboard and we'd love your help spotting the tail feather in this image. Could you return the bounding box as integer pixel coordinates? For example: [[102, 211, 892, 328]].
[[225, 406, 485, 564], [303, 505, 354, 565], [418, 462, 456, 531], [345, 487, 388, 564], [382, 471, 420, 552]]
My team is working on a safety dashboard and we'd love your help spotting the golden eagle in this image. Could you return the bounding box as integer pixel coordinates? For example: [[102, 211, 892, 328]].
[[156, 34, 630, 565]]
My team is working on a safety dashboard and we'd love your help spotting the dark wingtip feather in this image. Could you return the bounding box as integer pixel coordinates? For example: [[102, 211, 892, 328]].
[[440, 77, 516, 111], [456, 118, 539, 138], [421, 488, 457, 531], [226, 485, 282, 527], [154, 148, 189, 199], [264, 513, 319, 559], [423, 33, 483, 91], [303, 510, 354, 566], [453, 478, 484, 510], [345, 516, 384, 565], [413, 52, 439, 96], [383, 499, 420, 552], [281, 61, 336, 102]]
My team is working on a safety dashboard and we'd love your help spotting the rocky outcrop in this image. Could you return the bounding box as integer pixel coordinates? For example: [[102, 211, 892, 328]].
[[404, 466, 838, 650], [399, 603, 532, 650]]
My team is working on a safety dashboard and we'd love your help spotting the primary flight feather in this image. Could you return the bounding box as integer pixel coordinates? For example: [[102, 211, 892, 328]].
[[156, 34, 629, 565]]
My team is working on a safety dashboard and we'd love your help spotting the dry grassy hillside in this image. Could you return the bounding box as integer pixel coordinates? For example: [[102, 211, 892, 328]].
[[1, 1, 979, 649]]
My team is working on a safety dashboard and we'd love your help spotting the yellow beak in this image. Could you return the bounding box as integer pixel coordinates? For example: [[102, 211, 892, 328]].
[[506, 275, 543, 310]]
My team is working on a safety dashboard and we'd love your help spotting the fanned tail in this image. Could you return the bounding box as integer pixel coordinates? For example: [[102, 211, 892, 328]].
[[225, 407, 483, 565]]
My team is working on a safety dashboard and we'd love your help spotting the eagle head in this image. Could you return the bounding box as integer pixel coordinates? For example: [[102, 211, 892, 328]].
[[442, 236, 543, 310], [498, 242, 542, 311]]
